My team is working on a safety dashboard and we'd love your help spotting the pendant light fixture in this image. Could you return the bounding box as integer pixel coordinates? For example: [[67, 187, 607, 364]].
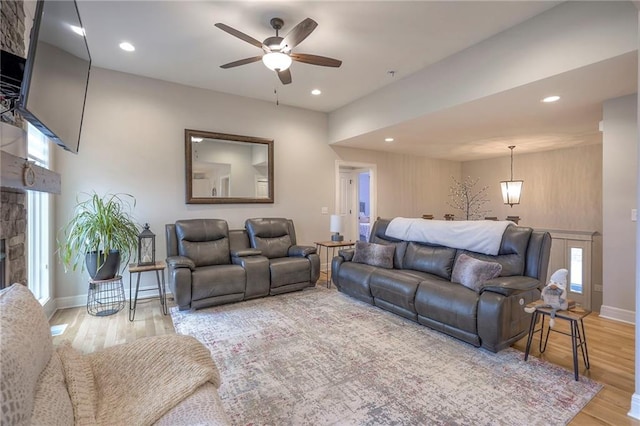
[[500, 145, 523, 207]]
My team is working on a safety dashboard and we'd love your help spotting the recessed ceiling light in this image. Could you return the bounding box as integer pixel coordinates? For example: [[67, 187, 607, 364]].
[[70, 25, 85, 36], [542, 95, 560, 103], [119, 42, 135, 52], [311, 89, 322, 96], [384, 137, 394, 143]]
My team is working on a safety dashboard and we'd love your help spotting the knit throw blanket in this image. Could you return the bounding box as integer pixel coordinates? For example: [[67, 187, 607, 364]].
[[57, 334, 220, 426], [385, 217, 512, 255]]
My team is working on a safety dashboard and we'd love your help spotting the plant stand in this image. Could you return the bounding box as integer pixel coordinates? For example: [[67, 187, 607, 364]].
[[87, 276, 125, 316]]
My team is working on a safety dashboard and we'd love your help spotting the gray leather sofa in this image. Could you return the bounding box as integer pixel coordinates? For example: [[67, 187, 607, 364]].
[[331, 219, 551, 352], [166, 218, 320, 310]]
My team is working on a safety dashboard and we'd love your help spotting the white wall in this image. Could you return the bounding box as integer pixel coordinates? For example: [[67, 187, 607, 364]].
[[462, 144, 603, 310], [601, 93, 638, 321], [329, 1, 638, 143], [53, 67, 332, 301], [53, 67, 459, 304], [334, 146, 461, 219]]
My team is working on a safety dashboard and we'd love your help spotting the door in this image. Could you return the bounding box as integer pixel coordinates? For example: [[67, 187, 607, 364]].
[[338, 171, 355, 241], [336, 161, 377, 243]]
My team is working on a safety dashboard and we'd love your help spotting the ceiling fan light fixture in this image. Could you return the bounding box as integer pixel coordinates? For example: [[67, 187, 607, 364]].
[[262, 52, 292, 71]]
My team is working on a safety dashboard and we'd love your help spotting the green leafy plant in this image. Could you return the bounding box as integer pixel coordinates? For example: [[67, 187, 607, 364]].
[[58, 192, 139, 274]]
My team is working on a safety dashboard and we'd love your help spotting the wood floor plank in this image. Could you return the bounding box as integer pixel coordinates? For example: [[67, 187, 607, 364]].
[[49, 276, 640, 424]]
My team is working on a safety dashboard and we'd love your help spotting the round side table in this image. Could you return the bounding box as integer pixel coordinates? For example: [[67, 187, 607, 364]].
[[87, 276, 125, 316]]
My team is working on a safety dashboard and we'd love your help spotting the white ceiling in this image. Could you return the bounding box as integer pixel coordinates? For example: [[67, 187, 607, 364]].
[[74, 1, 637, 161]]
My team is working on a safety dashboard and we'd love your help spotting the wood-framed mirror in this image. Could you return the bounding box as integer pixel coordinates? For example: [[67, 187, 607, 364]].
[[185, 129, 274, 204]]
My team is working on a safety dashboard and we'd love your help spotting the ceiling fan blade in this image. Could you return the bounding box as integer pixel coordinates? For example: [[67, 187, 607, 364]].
[[215, 23, 267, 51], [280, 18, 317, 51], [290, 53, 342, 68], [277, 68, 292, 85], [220, 56, 263, 69]]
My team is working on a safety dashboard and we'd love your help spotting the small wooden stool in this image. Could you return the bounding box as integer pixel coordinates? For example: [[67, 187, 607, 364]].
[[524, 300, 591, 381], [128, 261, 167, 321]]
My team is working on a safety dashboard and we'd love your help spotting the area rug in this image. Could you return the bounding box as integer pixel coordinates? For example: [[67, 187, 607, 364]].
[[171, 286, 602, 425]]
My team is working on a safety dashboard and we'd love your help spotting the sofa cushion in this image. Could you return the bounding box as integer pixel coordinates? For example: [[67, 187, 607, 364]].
[[370, 269, 421, 313], [191, 264, 246, 299], [245, 219, 293, 259], [352, 241, 395, 269], [57, 342, 98, 424], [269, 257, 310, 288], [0, 284, 55, 425], [451, 254, 503, 292], [176, 219, 231, 267], [414, 278, 480, 334], [334, 261, 377, 302], [31, 350, 74, 425], [403, 242, 456, 279], [456, 225, 532, 277], [179, 239, 231, 267]]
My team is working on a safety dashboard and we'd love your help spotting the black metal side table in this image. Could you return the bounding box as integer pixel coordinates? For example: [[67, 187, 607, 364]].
[[128, 261, 167, 321], [87, 276, 125, 317], [523, 300, 591, 381]]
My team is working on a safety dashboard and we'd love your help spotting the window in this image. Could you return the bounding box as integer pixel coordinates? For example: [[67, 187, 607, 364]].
[[569, 247, 583, 294], [27, 123, 50, 303]]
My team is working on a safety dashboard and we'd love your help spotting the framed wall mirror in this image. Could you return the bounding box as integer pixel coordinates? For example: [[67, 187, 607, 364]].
[[185, 129, 274, 204]]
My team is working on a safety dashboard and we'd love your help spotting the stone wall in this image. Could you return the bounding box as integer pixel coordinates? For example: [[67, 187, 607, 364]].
[[1, 0, 27, 286], [1, 0, 26, 126], [1, 190, 26, 285], [1, 0, 25, 56]]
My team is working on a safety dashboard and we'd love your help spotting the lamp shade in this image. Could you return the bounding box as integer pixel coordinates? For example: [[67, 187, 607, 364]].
[[262, 52, 292, 71], [330, 214, 343, 233], [500, 180, 523, 207]]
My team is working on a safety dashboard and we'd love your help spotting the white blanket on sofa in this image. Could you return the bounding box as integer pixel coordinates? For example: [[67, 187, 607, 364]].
[[385, 217, 512, 255]]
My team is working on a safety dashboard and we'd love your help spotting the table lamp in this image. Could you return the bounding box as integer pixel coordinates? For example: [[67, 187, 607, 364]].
[[330, 214, 344, 241]]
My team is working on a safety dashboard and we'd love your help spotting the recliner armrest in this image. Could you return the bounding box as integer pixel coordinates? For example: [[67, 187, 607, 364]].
[[231, 248, 262, 257], [481, 276, 541, 297], [166, 256, 196, 270], [288, 245, 316, 257], [338, 248, 354, 261]]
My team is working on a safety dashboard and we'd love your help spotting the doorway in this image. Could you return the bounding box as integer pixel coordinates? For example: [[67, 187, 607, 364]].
[[335, 161, 377, 242]]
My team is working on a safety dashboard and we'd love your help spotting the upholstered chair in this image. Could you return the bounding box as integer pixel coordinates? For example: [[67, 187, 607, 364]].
[[245, 218, 320, 294], [166, 219, 246, 310]]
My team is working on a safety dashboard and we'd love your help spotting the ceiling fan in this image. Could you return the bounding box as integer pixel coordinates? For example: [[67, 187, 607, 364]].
[[215, 17, 342, 85]]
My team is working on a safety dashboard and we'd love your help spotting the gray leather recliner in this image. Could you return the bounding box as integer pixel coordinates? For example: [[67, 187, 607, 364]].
[[166, 219, 247, 310], [245, 218, 320, 295]]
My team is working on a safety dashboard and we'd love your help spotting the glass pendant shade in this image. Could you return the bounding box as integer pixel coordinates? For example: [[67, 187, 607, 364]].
[[500, 180, 523, 207], [501, 145, 523, 207], [262, 52, 292, 71]]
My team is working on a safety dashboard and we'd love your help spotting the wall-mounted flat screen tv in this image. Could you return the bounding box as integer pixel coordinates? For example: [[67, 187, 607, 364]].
[[18, 0, 91, 154]]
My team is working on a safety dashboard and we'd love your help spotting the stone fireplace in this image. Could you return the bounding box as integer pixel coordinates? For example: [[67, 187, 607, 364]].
[[1, 1, 28, 288], [0, 190, 26, 287]]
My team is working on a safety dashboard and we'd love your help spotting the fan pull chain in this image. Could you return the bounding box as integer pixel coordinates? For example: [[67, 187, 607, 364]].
[[274, 87, 279, 106]]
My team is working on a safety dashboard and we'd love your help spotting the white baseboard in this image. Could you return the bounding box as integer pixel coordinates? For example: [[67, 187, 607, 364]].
[[42, 297, 57, 320], [599, 305, 635, 325], [55, 284, 171, 310], [629, 393, 640, 419]]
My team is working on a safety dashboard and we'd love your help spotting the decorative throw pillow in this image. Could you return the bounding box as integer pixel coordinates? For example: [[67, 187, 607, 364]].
[[451, 253, 502, 292], [352, 242, 395, 269]]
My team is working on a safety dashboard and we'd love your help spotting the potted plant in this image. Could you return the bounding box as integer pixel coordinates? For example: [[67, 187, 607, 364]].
[[58, 192, 139, 280]]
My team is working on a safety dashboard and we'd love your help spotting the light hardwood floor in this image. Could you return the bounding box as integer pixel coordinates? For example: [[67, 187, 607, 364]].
[[50, 275, 639, 425]]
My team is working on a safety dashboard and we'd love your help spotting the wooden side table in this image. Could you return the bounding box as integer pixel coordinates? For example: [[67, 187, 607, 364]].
[[523, 300, 591, 381], [128, 261, 167, 321], [314, 240, 356, 288]]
